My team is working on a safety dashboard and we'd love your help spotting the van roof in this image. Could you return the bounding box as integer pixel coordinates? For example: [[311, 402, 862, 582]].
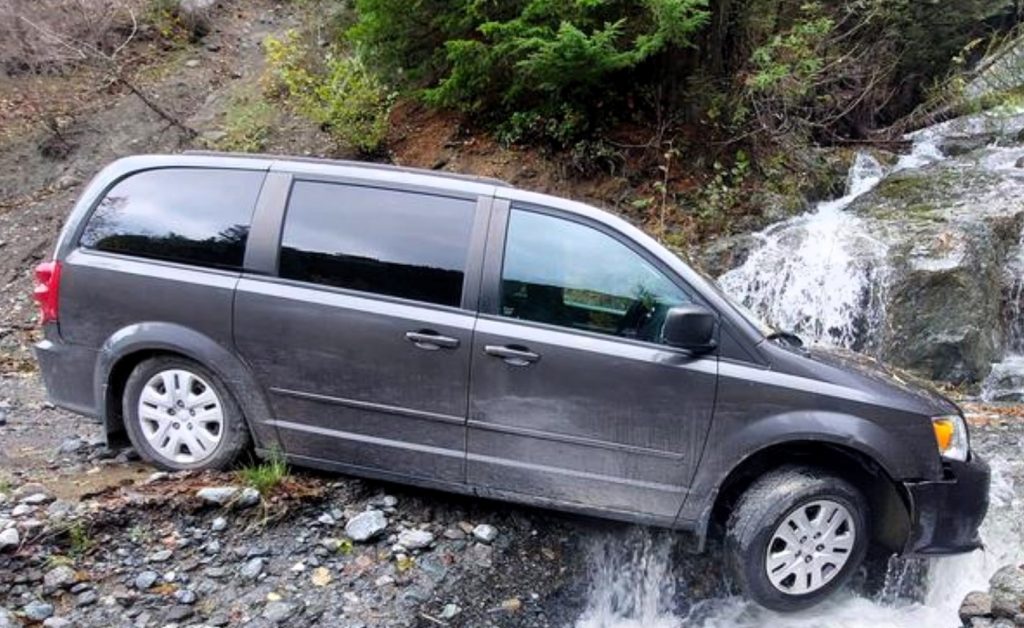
[[182, 150, 512, 188]]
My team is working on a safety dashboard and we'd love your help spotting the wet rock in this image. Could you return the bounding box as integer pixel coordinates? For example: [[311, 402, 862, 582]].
[[0, 528, 19, 551], [43, 565, 77, 589], [345, 510, 387, 542], [134, 570, 159, 590], [241, 557, 264, 580], [23, 600, 54, 621], [397, 528, 434, 551], [991, 564, 1024, 618], [472, 524, 498, 543], [211, 516, 228, 531], [961, 590, 993, 623]]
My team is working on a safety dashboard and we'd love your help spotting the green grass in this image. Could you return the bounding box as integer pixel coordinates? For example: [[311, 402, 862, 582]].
[[238, 451, 288, 496]]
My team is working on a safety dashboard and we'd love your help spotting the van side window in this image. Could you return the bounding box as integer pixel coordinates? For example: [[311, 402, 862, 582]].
[[279, 181, 475, 308], [501, 208, 691, 343], [79, 168, 263, 270]]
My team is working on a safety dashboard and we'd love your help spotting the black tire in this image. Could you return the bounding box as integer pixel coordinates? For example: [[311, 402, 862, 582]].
[[725, 466, 869, 612], [122, 356, 251, 471]]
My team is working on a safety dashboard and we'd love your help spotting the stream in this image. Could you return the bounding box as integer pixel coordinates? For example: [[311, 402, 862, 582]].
[[571, 112, 1024, 627]]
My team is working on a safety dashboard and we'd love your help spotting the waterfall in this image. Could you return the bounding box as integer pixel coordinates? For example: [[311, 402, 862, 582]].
[[716, 152, 890, 350]]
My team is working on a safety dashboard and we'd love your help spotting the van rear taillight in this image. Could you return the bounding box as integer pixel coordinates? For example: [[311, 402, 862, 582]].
[[33, 260, 62, 325]]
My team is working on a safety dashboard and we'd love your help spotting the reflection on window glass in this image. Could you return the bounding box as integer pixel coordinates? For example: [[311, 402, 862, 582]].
[[501, 208, 690, 342], [279, 181, 475, 307], [79, 168, 263, 270]]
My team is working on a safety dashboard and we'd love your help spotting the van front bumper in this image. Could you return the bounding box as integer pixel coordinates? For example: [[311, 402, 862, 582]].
[[903, 454, 990, 555]]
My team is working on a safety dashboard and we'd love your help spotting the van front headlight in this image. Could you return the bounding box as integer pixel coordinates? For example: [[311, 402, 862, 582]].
[[932, 414, 969, 461]]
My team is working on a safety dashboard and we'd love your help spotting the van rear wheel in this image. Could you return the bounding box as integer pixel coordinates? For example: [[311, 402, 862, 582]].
[[123, 356, 250, 471], [725, 466, 868, 612]]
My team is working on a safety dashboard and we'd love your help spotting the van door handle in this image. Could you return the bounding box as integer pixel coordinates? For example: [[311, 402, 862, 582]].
[[484, 345, 540, 366], [405, 330, 460, 351]]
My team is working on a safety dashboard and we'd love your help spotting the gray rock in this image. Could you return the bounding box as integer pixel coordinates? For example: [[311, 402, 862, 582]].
[[237, 487, 261, 508], [211, 516, 228, 531], [43, 565, 77, 589], [23, 601, 54, 621], [148, 549, 173, 562], [241, 557, 264, 580], [991, 564, 1024, 618], [0, 528, 19, 551], [472, 524, 498, 543], [45, 500, 73, 519], [397, 528, 434, 551], [164, 605, 194, 622], [0, 607, 15, 628], [75, 590, 98, 607], [961, 590, 993, 622], [185, 59, 201, 68], [440, 603, 461, 620], [20, 493, 51, 505], [43, 618, 73, 628], [262, 601, 299, 624], [57, 437, 84, 454], [134, 570, 159, 590], [10, 504, 31, 517], [174, 589, 198, 605], [345, 510, 387, 542], [204, 539, 221, 555], [196, 486, 241, 505]]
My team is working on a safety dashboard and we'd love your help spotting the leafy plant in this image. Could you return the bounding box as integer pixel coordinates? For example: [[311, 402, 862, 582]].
[[265, 31, 394, 155], [238, 450, 288, 496], [67, 521, 95, 558]]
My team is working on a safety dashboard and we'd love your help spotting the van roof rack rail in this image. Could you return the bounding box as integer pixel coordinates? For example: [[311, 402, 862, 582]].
[[182, 150, 513, 188]]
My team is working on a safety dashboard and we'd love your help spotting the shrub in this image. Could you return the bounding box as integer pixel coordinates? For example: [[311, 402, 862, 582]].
[[215, 90, 276, 153], [265, 30, 394, 154], [349, 0, 709, 147]]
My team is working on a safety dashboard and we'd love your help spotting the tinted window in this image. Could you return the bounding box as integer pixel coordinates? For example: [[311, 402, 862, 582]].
[[501, 208, 691, 342], [79, 168, 263, 270], [279, 181, 475, 307]]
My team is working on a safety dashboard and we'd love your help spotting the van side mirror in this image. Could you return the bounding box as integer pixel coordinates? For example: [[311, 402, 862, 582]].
[[662, 305, 717, 352]]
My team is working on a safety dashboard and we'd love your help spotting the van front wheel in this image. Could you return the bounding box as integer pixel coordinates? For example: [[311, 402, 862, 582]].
[[725, 466, 869, 612], [123, 356, 250, 471]]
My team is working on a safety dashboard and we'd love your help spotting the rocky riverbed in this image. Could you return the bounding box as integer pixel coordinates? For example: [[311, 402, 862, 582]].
[[2, 366, 1022, 628]]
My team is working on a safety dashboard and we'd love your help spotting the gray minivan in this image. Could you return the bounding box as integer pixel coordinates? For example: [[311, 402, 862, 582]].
[[33, 153, 988, 611]]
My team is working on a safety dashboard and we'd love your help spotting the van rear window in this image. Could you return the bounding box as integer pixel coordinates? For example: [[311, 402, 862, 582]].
[[79, 168, 264, 270]]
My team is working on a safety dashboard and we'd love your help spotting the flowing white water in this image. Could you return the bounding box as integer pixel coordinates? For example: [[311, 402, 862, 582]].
[[574, 442, 1024, 628], [716, 152, 890, 350]]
